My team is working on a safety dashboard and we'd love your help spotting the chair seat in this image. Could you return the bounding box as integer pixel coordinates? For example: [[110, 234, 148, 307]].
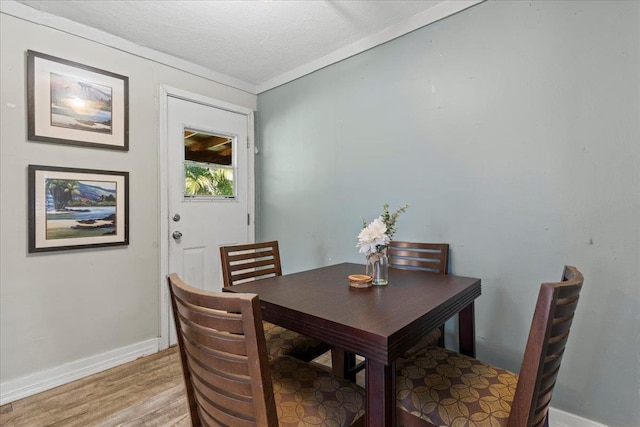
[[396, 347, 518, 427], [264, 321, 332, 361], [271, 355, 366, 426], [402, 327, 442, 358]]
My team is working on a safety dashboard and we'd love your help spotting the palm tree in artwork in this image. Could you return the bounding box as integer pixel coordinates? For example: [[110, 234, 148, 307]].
[[46, 179, 80, 210]]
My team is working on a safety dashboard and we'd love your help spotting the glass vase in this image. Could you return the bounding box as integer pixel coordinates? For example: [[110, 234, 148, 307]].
[[366, 247, 388, 285]]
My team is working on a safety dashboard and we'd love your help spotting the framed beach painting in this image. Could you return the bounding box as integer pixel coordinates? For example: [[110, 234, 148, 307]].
[[27, 50, 129, 150], [28, 165, 129, 253]]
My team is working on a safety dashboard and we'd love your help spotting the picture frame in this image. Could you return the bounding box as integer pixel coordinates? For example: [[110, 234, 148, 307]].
[[28, 165, 129, 253], [27, 50, 129, 151]]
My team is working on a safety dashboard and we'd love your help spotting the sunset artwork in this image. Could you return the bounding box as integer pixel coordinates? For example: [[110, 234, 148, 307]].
[[28, 51, 128, 150], [49, 73, 113, 134]]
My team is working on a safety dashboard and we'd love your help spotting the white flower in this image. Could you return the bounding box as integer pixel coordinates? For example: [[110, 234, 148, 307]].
[[357, 217, 390, 255]]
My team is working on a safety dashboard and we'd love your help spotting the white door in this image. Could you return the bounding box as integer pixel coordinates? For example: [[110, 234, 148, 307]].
[[167, 95, 250, 344]]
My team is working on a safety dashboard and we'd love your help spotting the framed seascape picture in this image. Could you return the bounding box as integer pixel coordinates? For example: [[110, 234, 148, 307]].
[[28, 165, 129, 253], [27, 50, 129, 150]]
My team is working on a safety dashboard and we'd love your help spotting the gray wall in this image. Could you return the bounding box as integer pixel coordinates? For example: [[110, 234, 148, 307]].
[[256, 1, 639, 426], [0, 14, 256, 383]]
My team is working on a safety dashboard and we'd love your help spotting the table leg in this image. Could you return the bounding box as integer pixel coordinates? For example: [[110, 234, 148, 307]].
[[458, 301, 476, 357], [330, 348, 349, 380], [365, 359, 396, 427]]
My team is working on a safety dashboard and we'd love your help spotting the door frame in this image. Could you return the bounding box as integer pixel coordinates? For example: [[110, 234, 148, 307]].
[[158, 85, 255, 350]]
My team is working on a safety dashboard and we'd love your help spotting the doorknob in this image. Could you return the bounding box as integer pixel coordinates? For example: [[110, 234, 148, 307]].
[[172, 231, 183, 240]]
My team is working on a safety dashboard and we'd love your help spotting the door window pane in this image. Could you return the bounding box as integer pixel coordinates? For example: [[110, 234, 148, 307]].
[[183, 129, 234, 198]]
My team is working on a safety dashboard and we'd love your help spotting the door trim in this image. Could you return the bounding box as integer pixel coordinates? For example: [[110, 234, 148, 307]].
[[158, 85, 255, 349]]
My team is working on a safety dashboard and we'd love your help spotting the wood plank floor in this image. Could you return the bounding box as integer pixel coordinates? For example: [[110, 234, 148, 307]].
[[0, 347, 191, 427], [0, 347, 354, 426]]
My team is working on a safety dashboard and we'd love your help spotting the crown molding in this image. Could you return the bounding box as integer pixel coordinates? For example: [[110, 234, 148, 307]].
[[1, 0, 484, 98], [0, 0, 257, 94], [256, 0, 484, 93]]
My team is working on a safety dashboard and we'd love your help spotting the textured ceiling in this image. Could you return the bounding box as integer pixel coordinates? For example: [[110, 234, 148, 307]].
[[12, 1, 470, 92]]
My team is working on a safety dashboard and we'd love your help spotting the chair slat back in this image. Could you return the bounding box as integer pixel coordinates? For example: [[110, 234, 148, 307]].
[[388, 241, 449, 274], [508, 266, 584, 427], [168, 274, 278, 427], [220, 241, 283, 287]]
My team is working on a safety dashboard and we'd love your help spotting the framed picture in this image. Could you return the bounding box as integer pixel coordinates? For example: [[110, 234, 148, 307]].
[[28, 165, 129, 253], [27, 50, 129, 151]]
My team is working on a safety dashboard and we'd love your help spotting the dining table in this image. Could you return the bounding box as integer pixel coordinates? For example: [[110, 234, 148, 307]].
[[223, 262, 481, 427]]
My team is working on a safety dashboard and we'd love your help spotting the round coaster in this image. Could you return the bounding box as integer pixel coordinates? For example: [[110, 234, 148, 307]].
[[348, 274, 373, 288]]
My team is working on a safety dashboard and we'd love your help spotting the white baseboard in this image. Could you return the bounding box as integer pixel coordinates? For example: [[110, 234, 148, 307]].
[[549, 407, 609, 427], [0, 338, 159, 405]]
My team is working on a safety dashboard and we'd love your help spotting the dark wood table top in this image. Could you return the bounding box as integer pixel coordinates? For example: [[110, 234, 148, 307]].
[[224, 262, 481, 365]]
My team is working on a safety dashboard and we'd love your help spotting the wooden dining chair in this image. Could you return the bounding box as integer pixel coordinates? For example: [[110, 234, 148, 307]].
[[220, 241, 332, 362], [168, 273, 366, 427], [388, 241, 449, 274], [396, 265, 584, 427], [388, 241, 449, 352]]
